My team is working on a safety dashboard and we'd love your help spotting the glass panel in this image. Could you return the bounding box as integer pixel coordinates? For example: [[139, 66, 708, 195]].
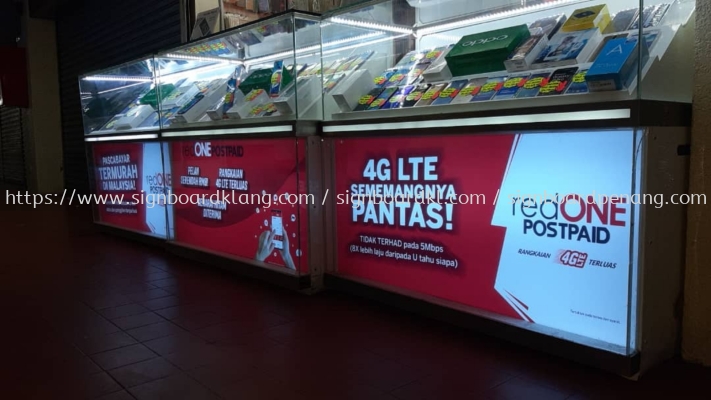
[[155, 12, 322, 131], [79, 58, 158, 136], [320, 0, 693, 121]]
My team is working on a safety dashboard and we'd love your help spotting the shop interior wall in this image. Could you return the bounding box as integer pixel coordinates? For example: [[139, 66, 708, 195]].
[[56, 0, 181, 192]]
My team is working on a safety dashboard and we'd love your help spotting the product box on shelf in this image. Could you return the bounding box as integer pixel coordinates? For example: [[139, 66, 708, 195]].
[[172, 79, 229, 123], [381, 85, 416, 109], [422, 45, 454, 83], [630, 3, 670, 30], [331, 69, 375, 112], [587, 32, 630, 63], [226, 88, 270, 119], [566, 69, 590, 94], [608, 8, 639, 33], [162, 83, 200, 109], [529, 14, 567, 39], [402, 84, 431, 107], [415, 83, 447, 107], [273, 75, 321, 115], [505, 30, 549, 72], [115, 105, 154, 130], [239, 68, 274, 95], [586, 36, 649, 92], [561, 4, 611, 33], [494, 73, 531, 100], [431, 79, 469, 106], [533, 28, 602, 69], [139, 83, 175, 109], [354, 87, 386, 111], [366, 87, 398, 110], [446, 25, 531, 76], [471, 77, 507, 102]]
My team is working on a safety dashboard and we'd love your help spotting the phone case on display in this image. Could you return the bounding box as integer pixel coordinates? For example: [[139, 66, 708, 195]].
[[450, 78, 488, 104], [401, 84, 431, 108], [414, 83, 447, 107], [354, 87, 386, 111], [471, 77, 506, 102], [431, 79, 468, 106], [566, 69, 590, 94], [494, 74, 531, 100], [381, 85, 415, 110], [538, 67, 578, 96], [515, 72, 552, 98], [366, 87, 398, 110]]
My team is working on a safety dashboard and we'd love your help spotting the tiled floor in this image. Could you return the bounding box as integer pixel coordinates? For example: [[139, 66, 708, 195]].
[[1, 203, 709, 399]]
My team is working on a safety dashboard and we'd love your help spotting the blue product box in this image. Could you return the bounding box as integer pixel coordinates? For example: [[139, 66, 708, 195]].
[[586, 37, 649, 91], [382, 85, 415, 109], [494, 74, 531, 100], [471, 77, 506, 102], [431, 80, 469, 106]]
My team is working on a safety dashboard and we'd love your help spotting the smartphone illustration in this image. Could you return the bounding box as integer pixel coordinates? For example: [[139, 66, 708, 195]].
[[271, 210, 284, 250]]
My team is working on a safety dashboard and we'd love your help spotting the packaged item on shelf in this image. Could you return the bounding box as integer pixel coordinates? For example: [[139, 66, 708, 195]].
[[405, 63, 429, 85], [608, 8, 639, 33], [274, 75, 321, 115], [219, 66, 247, 118], [139, 83, 175, 109], [533, 28, 602, 68], [324, 74, 347, 93], [628, 29, 661, 52], [345, 51, 375, 72], [261, 103, 280, 117], [354, 88, 387, 111], [366, 87, 398, 110], [161, 83, 200, 109], [451, 78, 488, 104], [561, 4, 611, 33], [394, 50, 427, 69], [385, 69, 412, 88], [505, 30, 549, 72], [239, 68, 273, 95], [471, 77, 506, 102], [423, 46, 451, 64], [529, 14, 567, 39], [225, 88, 269, 119], [588, 32, 630, 63], [114, 105, 154, 130], [300, 63, 321, 77], [515, 72, 552, 98], [431, 79, 469, 106], [586, 37, 649, 92], [335, 56, 357, 74], [374, 70, 397, 88], [537, 67, 578, 96], [422, 45, 454, 83], [331, 70, 375, 112], [415, 83, 447, 107], [646, 3, 670, 28], [270, 61, 285, 98], [402, 84, 431, 107], [446, 25, 531, 76], [566, 69, 590, 94], [324, 59, 347, 75], [494, 73, 531, 100], [630, 3, 670, 30], [382, 86, 416, 109]]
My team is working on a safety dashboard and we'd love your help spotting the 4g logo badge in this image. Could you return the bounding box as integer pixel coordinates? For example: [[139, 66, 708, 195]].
[[558, 250, 588, 268]]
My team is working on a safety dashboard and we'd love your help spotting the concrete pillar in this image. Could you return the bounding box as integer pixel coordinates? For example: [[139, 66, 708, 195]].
[[683, 0, 711, 366], [22, 1, 64, 194]]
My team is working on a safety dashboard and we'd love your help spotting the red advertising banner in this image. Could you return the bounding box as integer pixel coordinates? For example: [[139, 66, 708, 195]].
[[170, 138, 309, 273], [334, 131, 637, 347], [92, 142, 170, 237]]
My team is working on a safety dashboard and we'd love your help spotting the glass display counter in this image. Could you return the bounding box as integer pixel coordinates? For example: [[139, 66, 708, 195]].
[[319, 0, 694, 378]]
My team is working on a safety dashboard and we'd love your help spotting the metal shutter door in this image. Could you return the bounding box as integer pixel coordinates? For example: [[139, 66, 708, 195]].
[[0, 106, 27, 187], [56, 0, 181, 193]]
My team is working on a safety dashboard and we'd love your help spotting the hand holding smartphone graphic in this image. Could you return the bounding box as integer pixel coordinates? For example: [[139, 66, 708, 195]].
[[255, 209, 296, 270]]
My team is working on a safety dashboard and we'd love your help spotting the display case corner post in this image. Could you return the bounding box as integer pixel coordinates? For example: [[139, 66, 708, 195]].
[[683, 0, 711, 367]]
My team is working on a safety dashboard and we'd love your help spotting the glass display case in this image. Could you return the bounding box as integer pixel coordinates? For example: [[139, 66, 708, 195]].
[[155, 11, 323, 131], [80, 57, 163, 136], [319, 0, 696, 121]]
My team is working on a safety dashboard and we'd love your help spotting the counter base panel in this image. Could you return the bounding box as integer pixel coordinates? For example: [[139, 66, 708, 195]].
[[325, 272, 641, 379], [165, 241, 313, 292]]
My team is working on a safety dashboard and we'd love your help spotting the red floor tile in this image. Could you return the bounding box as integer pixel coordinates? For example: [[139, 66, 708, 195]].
[[2, 204, 711, 399]]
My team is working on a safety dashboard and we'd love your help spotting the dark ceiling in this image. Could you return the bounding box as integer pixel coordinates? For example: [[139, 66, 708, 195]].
[[0, 0, 85, 45]]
